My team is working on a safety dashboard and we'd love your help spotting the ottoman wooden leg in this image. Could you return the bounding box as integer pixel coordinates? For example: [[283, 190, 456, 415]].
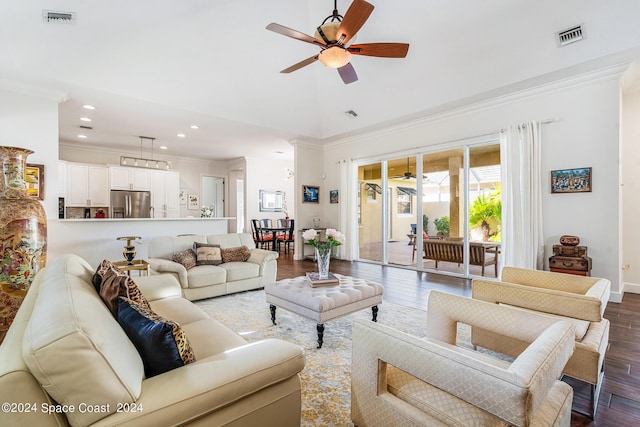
[[269, 304, 277, 325], [372, 305, 379, 322], [317, 323, 325, 348]]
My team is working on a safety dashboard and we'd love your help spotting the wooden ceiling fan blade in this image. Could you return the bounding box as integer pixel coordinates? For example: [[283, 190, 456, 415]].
[[349, 43, 410, 58], [338, 62, 358, 84], [336, 0, 374, 45], [281, 55, 319, 73], [266, 23, 325, 47]]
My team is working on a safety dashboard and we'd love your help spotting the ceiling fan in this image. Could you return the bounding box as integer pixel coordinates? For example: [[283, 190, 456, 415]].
[[266, 0, 409, 84], [390, 157, 416, 180]]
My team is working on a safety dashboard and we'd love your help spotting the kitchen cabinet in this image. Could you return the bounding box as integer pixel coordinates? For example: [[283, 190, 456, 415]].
[[151, 170, 180, 218], [110, 166, 151, 191], [66, 163, 109, 207]]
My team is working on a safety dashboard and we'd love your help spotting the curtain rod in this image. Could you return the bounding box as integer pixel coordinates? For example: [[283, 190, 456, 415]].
[[500, 117, 559, 133]]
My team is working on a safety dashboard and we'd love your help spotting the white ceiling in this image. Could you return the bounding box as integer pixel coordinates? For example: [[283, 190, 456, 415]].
[[2, 0, 640, 162]]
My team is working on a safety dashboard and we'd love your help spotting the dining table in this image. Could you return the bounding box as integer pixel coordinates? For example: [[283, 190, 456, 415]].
[[260, 226, 287, 251]]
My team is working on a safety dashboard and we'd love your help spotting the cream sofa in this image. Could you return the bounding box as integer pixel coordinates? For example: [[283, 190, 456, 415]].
[[0, 254, 305, 427], [351, 290, 575, 427], [147, 233, 278, 301], [472, 267, 610, 418]]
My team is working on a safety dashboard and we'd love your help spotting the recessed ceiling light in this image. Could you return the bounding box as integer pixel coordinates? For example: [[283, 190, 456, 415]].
[[190, 125, 200, 129], [77, 134, 87, 139], [160, 145, 168, 150], [177, 133, 186, 138], [275, 151, 284, 154], [82, 104, 96, 110], [80, 117, 92, 122]]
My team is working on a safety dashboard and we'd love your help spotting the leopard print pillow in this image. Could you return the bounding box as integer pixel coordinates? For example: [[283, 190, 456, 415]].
[[172, 249, 197, 270], [118, 297, 196, 377], [220, 245, 251, 263], [92, 259, 151, 316]]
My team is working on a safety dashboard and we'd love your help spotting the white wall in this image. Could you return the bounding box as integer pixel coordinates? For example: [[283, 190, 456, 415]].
[[318, 70, 624, 300], [622, 89, 640, 293], [292, 142, 325, 258], [0, 88, 60, 220], [244, 156, 295, 233]]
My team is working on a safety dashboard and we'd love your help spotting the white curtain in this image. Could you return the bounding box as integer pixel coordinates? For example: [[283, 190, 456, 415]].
[[500, 121, 544, 270]]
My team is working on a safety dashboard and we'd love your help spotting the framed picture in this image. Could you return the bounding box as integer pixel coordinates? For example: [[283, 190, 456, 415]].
[[179, 189, 187, 205], [259, 190, 285, 212], [188, 193, 199, 209], [551, 167, 592, 194], [329, 190, 339, 204], [302, 185, 319, 203], [25, 163, 44, 200]]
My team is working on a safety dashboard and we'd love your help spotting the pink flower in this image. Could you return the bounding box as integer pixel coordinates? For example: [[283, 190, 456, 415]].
[[302, 229, 318, 241]]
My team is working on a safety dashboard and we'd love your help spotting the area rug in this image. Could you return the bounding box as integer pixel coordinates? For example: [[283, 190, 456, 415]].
[[195, 289, 443, 427]]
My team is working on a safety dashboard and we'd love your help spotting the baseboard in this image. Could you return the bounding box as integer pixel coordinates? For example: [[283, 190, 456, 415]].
[[623, 282, 640, 295]]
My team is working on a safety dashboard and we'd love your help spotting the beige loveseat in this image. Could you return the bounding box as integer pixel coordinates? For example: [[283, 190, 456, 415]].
[[147, 233, 278, 301], [351, 290, 575, 426], [0, 254, 305, 427], [472, 267, 611, 418]]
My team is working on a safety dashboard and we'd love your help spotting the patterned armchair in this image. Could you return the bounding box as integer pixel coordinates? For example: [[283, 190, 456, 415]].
[[472, 267, 611, 418], [351, 291, 575, 426]]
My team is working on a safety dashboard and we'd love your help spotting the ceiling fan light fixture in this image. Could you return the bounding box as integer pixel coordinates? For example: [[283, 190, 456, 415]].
[[319, 46, 351, 68]]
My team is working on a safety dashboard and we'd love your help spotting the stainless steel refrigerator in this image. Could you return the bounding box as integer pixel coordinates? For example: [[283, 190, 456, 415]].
[[110, 190, 151, 218]]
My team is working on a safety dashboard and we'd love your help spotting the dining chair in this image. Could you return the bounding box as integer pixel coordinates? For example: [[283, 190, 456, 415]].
[[276, 219, 295, 253], [250, 219, 273, 250]]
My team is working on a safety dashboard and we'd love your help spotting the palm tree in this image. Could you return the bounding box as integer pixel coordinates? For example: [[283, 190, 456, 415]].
[[469, 184, 501, 242]]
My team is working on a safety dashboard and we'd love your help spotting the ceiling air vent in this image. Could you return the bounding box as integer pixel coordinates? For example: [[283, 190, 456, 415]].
[[42, 10, 76, 24], [556, 25, 584, 47], [79, 125, 93, 130]]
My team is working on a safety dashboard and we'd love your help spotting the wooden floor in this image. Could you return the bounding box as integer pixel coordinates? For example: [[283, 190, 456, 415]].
[[276, 253, 640, 426]]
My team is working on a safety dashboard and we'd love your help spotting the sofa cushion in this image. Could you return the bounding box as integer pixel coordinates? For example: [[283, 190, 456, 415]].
[[222, 262, 260, 282], [172, 249, 197, 270], [187, 265, 227, 288], [118, 298, 196, 378], [22, 254, 144, 427], [92, 259, 152, 316], [194, 242, 223, 266], [221, 245, 251, 263]]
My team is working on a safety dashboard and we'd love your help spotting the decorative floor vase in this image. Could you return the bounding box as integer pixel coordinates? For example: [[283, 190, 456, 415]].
[[0, 146, 47, 342], [316, 247, 331, 280]]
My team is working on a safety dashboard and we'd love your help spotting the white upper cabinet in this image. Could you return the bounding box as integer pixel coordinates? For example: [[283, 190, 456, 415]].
[[66, 163, 109, 207], [110, 166, 151, 191]]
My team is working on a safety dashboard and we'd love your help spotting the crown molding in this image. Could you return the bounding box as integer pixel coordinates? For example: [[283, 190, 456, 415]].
[[58, 140, 231, 167], [323, 58, 633, 150]]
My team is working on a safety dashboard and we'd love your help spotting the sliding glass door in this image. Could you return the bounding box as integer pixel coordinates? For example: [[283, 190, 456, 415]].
[[355, 141, 501, 278], [357, 162, 384, 262]]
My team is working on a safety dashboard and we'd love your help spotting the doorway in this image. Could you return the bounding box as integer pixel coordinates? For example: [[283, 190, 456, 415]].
[[201, 176, 224, 217]]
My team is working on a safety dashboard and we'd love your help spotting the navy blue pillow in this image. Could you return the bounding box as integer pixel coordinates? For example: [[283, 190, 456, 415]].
[[117, 298, 196, 377]]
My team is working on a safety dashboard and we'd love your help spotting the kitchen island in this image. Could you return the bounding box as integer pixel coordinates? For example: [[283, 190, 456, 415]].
[[48, 217, 234, 268]]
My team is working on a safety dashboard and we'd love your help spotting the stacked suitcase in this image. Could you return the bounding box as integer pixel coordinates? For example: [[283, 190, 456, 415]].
[[549, 241, 592, 276]]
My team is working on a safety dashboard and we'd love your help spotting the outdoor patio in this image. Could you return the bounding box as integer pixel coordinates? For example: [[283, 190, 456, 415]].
[[358, 240, 499, 278]]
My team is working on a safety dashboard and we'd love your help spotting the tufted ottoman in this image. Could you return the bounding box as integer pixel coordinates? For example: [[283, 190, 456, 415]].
[[265, 274, 384, 348]]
